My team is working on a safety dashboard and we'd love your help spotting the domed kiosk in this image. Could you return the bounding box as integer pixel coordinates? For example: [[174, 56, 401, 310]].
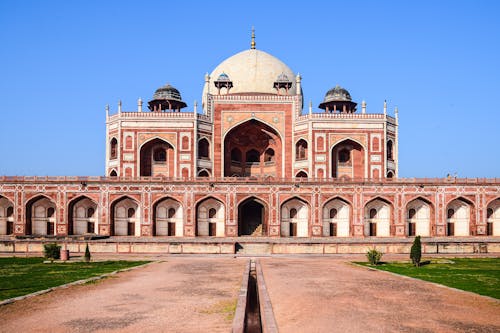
[[319, 85, 357, 113], [148, 83, 187, 112]]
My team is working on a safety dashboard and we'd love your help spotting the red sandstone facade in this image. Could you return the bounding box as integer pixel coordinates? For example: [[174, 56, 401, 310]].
[[0, 44, 499, 239]]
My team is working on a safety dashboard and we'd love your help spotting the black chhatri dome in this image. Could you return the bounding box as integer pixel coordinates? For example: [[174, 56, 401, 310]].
[[318, 85, 357, 113], [148, 83, 187, 111]]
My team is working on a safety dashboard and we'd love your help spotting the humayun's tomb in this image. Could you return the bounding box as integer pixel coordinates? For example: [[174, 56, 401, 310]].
[[0, 33, 498, 254]]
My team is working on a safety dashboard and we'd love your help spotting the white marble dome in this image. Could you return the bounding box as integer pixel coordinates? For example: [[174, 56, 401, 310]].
[[203, 49, 297, 97]]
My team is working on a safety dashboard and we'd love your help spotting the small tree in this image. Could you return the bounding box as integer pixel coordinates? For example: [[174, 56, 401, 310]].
[[410, 236, 422, 267], [44, 243, 61, 260], [366, 248, 383, 265], [84, 243, 91, 262]]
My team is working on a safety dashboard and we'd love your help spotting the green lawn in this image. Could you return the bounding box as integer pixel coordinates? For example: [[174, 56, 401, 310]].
[[357, 258, 500, 299], [0, 257, 150, 301]]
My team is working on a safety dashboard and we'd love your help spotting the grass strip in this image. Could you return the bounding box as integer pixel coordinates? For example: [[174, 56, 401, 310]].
[[356, 258, 500, 299], [0, 257, 150, 301]]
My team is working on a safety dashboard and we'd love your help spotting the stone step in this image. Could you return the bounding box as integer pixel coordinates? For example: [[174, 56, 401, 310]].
[[236, 243, 272, 255]]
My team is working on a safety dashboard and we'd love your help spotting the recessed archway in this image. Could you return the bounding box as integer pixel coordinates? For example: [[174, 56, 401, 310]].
[[196, 197, 225, 236], [140, 138, 174, 177], [487, 198, 500, 236], [446, 198, 473, 236], [25, 195, 56, 236], [323, 197, 351, 237], [238, 197, 267, 236], [68, 196, 98, 235], [331, 139, 365, 179], [110, 197, 140, 236], [281, 197, 310, 237], [153, 197, 183, 236], [223, 119, 282, 178], [364, 198, 393, 237], [406, 198, 432, 237], [0, 196, 14, 235]]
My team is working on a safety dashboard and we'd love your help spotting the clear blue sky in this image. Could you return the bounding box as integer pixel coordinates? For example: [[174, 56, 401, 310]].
[[0, 0, 498, 177]]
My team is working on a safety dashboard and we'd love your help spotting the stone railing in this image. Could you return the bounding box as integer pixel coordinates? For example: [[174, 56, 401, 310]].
[[0, 176, 498, 185], [297, 113, 394, 121]]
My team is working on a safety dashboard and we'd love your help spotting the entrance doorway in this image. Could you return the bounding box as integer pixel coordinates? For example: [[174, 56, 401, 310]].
[[238, 199, 265, 236]]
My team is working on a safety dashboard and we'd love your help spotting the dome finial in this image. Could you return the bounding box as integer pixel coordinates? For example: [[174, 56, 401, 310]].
[[251, 26, 256, 49]]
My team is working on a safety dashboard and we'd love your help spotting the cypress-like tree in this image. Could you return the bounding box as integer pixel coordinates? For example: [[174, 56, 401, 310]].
[[410, 236, 422, 267], [84, 243, 91, 262]]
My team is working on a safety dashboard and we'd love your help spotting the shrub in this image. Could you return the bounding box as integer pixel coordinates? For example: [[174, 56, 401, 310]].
[[410, 236, 422, 267], [84, 243, 91, 262], [43, 243, 61, 260], [366, 248, 383, 265]]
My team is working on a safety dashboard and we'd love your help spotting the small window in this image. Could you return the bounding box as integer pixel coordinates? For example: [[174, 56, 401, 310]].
[[128, 208, 136, 218], [487, 208, 493, 219], [290, 208, 297, 219], [369, 208, 377, 219], [153, 148, 166, 163], [329, 208, 337, 219], [209, 208, 217, 219], [447, 209, 454, 219], [7, 206, 14, 217], [168, 208, 176, 219], [110, 170, 117, 177], [296, 171, 308, 178], [408, 208, 416, 219], [387, 171, 394, 178], [296, 140, 308, 160], [47, 207, 55, 218], [110, 138, 118, 160], [387, 141, 393, 160], [87, 207, 95, 218], [198, 139, 210, 159]]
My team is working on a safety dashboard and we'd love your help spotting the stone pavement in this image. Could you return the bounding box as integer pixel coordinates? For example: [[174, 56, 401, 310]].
[[0, 255, 499, 332], [260, 257, 500, 333], [0, 258, 246, 333]]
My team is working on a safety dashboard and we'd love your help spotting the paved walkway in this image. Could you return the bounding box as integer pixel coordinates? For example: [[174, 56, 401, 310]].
[[260, 257, 500, 333], [1, 256, 499, 332], [0, 258, 246, 333]]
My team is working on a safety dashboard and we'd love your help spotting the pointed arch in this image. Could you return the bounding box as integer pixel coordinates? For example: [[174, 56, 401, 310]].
[[446, 197, 474, 236], [322, 197, 351, 237], [331, 138, 366, 179], [486, 198, 500, 236], [281, 197, 310, 237], [25, 195, 56, 236], [198, 137, 210, 160], [196, 197, 225, 237], [67, 196, 98, 235], [237, 196, 268, 236], [405, 197, 434, 237], [223, 119, 283, 178], [0, 196, 15, 235], [295, 170, 308, 178], [139, 137, 175, 177], [197, 169, 211, 177], [110, 196, 140, 236], [364, 197, 393, 237], [295, 139, 308, 161], [110, 137, 118, 160], [152, 197, 183, 236]]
